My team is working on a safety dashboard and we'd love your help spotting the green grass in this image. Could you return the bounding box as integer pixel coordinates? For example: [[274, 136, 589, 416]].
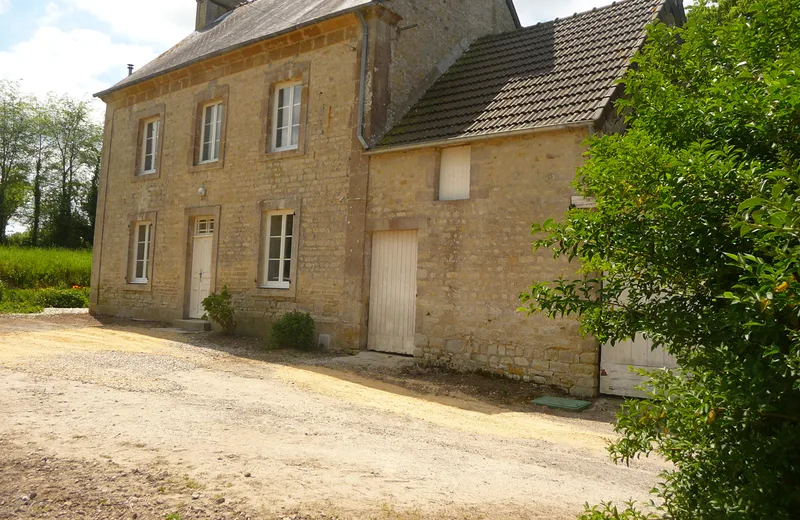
[[0, 247, 92, 313], [0, 246, 92, 289]]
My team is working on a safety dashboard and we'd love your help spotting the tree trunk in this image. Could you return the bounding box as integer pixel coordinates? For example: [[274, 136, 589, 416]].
[[32, 154, 41, 247]]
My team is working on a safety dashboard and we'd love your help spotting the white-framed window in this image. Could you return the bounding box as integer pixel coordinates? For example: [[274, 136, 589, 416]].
[[140, 118, 159, 175], [262, 210, 294, 289], [272, 83, 302, 152], [439, 145, 471, 201], [194, 218, 215, 236], [200, 102, 223, 163], [131, 221, 152, 284]]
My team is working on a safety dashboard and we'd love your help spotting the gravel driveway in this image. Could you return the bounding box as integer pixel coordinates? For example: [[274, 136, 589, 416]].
[[0, 314, 666, 519]]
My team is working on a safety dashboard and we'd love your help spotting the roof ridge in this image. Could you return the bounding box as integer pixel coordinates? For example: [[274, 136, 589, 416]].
[[376, 0, 670, 150], [473, 0, 661, 45]]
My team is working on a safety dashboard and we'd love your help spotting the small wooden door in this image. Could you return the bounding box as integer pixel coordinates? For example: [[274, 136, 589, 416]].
[[600, 335, 678, 397], [368, 230, 418, 355], [189, 219, 214, 319]]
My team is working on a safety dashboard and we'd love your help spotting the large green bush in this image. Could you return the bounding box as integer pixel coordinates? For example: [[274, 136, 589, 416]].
[[35, 287, 90, 308], [0, 287, 89, 313], [521, 1, 800, 517], [0, 247, 91, 289], [269, 311, 316, 351]]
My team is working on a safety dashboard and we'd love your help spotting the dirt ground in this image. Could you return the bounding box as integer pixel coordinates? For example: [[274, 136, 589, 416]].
[[0, 314, 666, 520]]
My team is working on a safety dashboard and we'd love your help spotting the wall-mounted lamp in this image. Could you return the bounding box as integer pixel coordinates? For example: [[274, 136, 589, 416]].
[[198, 186, 207, 197]]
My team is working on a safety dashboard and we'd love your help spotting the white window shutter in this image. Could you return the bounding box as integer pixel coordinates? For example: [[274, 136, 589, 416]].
[[439, 146, 471, 201]]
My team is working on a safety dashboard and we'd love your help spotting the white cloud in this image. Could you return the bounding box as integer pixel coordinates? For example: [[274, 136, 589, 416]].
[[69, 0, 195, 48], [0, 0, 11, 15], [0, 26, 154, 114], [39, 2, 68, 27]]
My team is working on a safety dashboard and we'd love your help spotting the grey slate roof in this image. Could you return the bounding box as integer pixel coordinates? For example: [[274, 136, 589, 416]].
[[377, 0, 665, 149], [97, 0, 374, 97]]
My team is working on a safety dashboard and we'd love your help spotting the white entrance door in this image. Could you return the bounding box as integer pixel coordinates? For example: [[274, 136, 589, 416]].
[[600, 335, 678, 397], [189, 219, 214, 319], [368, 230, 418, 355]]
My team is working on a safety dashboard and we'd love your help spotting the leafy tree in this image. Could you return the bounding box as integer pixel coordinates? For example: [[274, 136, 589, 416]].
[[0, 81, 34, 242], [28, 100, 54, 247], [520, 0, 800, 517], [41, 95, 101, 248]]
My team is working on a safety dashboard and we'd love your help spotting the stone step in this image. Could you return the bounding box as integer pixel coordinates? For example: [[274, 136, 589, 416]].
[[174, 319, 211, 332]]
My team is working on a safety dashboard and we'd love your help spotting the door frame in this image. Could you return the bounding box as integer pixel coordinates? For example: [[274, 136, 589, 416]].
[[180, 206, 221, 320]]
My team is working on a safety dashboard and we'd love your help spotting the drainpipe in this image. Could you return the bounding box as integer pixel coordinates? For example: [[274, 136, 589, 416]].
[[355, 11, 369, 150]]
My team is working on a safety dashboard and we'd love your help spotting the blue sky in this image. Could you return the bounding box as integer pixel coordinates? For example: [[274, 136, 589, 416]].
[[0, 0, 689, 113]]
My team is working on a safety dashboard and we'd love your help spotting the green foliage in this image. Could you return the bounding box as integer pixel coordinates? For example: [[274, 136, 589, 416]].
[[269, 310, 316, 351], [0, 82, 102, 247], [579, 502, 659, 520], [0, 286, 89, 313], [0, 294, 42, 314], [520, 1, 800, 517], [34, 287, 90, 308], [0, 81, 36, 240], [0, 246, 91, 288], [201, 286, 237, 335]]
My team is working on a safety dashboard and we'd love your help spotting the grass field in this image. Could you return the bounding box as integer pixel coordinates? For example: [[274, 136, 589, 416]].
[[0, 247, 92, 289], [0, 247, 92, 313]]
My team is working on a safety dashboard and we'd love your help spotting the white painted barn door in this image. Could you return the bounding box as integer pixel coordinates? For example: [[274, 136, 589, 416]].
[[600, 335, 678, 397], [368, 230, 418, 355], [189, 221, 214, 319]]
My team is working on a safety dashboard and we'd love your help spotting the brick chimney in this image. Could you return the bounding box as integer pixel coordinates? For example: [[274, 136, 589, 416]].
[[195, 0, 239, 31]]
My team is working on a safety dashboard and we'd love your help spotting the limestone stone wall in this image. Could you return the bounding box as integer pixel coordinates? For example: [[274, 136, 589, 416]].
[[366, 128, 601, 397], [91, 16, 367, 342]]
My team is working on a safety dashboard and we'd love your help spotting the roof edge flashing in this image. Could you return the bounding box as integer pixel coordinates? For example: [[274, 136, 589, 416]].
[[366, 121, 595, 155], [506, 0, 522, 28]]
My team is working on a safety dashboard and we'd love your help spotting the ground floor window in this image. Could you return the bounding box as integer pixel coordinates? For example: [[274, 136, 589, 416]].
[[131, 221, 152, 284], [261, 210, 294, 289]]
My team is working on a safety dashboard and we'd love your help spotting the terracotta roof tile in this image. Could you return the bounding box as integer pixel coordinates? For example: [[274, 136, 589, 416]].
[[378, 0, 666, 149]]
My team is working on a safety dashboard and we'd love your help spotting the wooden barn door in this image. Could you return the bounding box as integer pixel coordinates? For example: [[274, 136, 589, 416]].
[[368, 230, 418, 355], [600, 335, 678, 397]]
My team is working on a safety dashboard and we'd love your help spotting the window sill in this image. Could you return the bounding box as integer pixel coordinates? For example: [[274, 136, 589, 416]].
[[133, 170, 161, 182], [435, 197, 471, 203], [124, 282, 152, 293], [262, 147, 304, 161], [262, 283, 290, 290], [250, 284, 296, 299], [189, 160, 224, 174]]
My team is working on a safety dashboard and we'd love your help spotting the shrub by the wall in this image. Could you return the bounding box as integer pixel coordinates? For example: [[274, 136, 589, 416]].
[[269, 311, 316, 351], [35, 287, 90, 308], [201, 286, 237, 335]]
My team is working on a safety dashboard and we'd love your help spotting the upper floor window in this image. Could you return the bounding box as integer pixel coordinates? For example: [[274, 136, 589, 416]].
[[438, 145, 471, 201], [139, 118, 160, 175], [272, 83, 302, 152], [200, 102, 223, 164]]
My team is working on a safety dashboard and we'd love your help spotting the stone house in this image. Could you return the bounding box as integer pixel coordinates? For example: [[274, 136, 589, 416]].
[[91, 0, 684, 397]]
